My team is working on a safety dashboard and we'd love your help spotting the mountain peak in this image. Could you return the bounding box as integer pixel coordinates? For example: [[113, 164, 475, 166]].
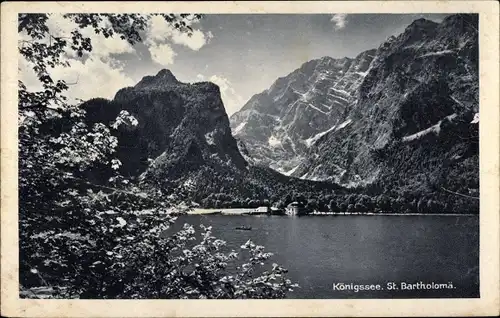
[[135, 69, 180, 90], [155, 69, 178, 82], [405, 17, 438, 32], [395, 17, 439, 46]]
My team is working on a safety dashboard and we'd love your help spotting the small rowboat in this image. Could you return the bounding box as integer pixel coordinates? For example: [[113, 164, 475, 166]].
[[235, 226, 252, 231]]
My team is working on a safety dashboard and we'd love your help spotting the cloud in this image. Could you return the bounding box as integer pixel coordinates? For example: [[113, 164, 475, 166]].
[[146, 15, 213, 53], [147, 15, 174, 43], [195, 74, 244, 116], [57, 58, 136, 101], [170, 29, 214, 51], [45, 14, 136, 59], [148, 42, 177, 66], [20, 56, 136, 102], [330, 14, 348, 30], [19, 14, 137, 102], [18, 14, 214, 104]]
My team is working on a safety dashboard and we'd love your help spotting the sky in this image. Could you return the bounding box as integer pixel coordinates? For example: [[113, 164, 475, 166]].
[[19, 13, 451, 116]]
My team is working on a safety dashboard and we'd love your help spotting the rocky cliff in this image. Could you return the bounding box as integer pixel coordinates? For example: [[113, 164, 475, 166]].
[[81, 69, 346, 205], [82, 69, 247, 188], [293, 14, 479, 192], [231, 14, 479, 202], [230, 49, 376, 174]]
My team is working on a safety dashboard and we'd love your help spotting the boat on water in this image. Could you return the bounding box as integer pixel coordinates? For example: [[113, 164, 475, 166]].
[[235, 226, 252, 231]]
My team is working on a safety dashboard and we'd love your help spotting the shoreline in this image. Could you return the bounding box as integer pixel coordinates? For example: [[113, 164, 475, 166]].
[[187, 209, 477, 217], [309, 212, 478, 216]]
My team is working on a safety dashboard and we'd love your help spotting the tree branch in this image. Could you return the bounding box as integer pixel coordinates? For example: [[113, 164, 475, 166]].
[[62, 173, 161, 204]]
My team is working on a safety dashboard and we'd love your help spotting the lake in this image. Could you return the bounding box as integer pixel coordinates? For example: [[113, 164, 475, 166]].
[[173, 214, 479, 299]]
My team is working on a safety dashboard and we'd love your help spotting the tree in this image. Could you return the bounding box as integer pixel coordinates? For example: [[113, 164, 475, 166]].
[[417, 197, 427, 213], [328, 200, 338, 212], [214, 199, 222, 208], [339, 201, 348, 212], [354, 202, 367, 213], [376, 194, 390, 211], [295, 194, 306, 205], [275, 199, 287, 210], [283, 193, 292, 206], [18, 13, 297, 299], [305, 199, 319, 212]]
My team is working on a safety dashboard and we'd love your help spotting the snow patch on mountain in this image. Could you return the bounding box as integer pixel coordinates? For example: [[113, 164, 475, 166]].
[[418, 49, 455, 58], [336, 119, 352, 130], [232, 121, 246, 135], [327, 93, 349, 102], [306, 103, 329, 115], [402, 113, 457, 142], [299, 172, 309, 179], [283, 164, 301, 176], [330, 87, 351, 96], [268, 135, 282, 147], [305, 125, 338, 147]]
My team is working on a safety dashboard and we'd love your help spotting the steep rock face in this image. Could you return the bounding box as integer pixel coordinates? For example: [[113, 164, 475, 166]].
[[81, 69, 350, 205], [292, 14, 478, 194], [230, 49, 376, 174], [82, 69, 247, 185]]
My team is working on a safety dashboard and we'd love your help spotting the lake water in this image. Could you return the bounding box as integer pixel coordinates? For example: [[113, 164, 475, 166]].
[[173, 214, 479, 299]]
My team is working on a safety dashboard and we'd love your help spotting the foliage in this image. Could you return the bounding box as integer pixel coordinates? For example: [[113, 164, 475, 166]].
[[21, 205, 298, 299], [19, 13, 297, 299], [194, 169, 478, 214]]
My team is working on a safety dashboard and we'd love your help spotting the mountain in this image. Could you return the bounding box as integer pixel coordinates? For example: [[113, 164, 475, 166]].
[[80, 69, 347, 206], [230, 14, 479, 210], [81, 69, 247, 188], [78, 14, 479, 213], [293, 14, 479, 191], [230, 49, 376, 174]]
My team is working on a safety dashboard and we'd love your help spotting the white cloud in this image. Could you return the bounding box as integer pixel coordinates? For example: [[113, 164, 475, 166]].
[[45, 14, 135, 58], [146, 15, 213, 53], [331, 14, 348, 30], [194, 74, 244, 116], [19, 14, 137, 102], [18, 14, 214, 105], [60, 58, 135, 101], [170, 29, 214, 51], [20, 56, 135, 102], [148, 42, 177, 66], [147, 15, 174, 43]]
